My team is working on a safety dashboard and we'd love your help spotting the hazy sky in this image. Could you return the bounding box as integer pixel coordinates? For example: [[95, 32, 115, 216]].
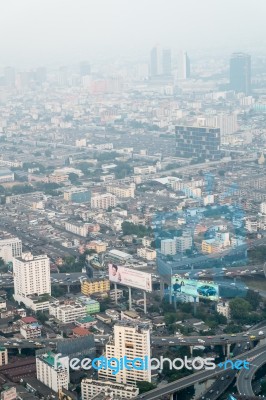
[[0, 0, 265, 67]]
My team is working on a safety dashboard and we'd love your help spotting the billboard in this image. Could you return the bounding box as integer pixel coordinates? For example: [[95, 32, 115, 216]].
[[171, 274, 219, 301], [108, 264, 152, 292]]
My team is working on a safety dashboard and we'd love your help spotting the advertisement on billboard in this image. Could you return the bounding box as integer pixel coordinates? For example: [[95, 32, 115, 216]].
[[108, 264, 152, 292], [171, 274, 219, 301]]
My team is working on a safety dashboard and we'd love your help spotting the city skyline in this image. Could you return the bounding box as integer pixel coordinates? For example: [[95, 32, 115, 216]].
[[0, 0, 266, 67]]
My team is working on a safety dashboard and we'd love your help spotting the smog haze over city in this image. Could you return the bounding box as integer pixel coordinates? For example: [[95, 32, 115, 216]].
[[1, 0, 266, 66], [0, 2, 266, 400]]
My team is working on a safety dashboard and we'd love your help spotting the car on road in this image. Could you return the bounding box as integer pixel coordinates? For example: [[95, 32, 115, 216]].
[[197, 285, 217, 297], [259, 331, 264, 336], [169, 341, 174, 344]]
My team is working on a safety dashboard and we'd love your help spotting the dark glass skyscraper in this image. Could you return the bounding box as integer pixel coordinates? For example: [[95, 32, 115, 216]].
[[230, 53, 251, 94], [175, 126, 221, 161]]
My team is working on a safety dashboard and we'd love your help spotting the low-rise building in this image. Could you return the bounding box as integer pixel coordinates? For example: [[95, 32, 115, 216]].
[[63, 187, 91, 203], [65, 221, 91, 237], [91, 193, 117, 210], [106, 184, 135, 198], [20, 321, 42, 339], [77, 297, 100, 314], [109, 289, 123, 301], [217, 301, 231, 319], [81, 378, 139, 400], [75, 315, 97, 329], [105, 309, 120, 321], [81, 279, 110, 296], [87, 241, 107, 253], [137, 247, 156, 260], [49, 303, 86, 324], [0, 168, 14, 183]]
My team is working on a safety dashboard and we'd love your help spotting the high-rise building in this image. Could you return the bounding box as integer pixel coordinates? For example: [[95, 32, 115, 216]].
[[162, 48, 172, 76], [150, 45, 172, 77], [36, 351, 69, 392], [175, 125, 221, 160], [161, 239, 176, 255], [98, 321, 151, 384], [197, 113, 238, 137], [13, 253, 51, 304], [177, 51, 190, 80], [0, 232, 22, 263], [0, 347, 8, 366], [230, 52, 251, 94], [150, 45, 161, 77]]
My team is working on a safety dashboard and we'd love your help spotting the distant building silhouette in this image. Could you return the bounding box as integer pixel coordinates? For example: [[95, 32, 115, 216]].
[[177, 51, 190, 80], [230, 52, 251, 94], [150, 45, 172, 77]]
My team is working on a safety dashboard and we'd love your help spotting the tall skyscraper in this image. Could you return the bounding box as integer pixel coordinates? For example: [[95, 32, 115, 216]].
[[162, 48, 172, 76], [230, 52, 251, 94], [175, 125, 221, 161], [98, 321, 151, 384], [150, 45, 161, 77], [13, 253, 51, 304], [177, 51, 190, 80], [150, 45, 172, 77]]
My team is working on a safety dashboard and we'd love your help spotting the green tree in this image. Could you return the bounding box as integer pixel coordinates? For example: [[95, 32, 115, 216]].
[[245, 289, 262, 310], [36, 311, 49, 324], [261, 379, 266, 395], [68, 173, 79, 184], [136, 381, 156, 394], [229, 298, 252, 321], [51, 286, 65, 297]]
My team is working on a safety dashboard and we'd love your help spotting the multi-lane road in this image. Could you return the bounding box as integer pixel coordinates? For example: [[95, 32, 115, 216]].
[[136, 344, 266, 400], [237, 350, 266, 397], [151, 327, 265, 347]]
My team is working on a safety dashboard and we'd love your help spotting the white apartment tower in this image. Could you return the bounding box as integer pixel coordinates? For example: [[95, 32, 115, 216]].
[[98, 322, 151, 384], [161, 239, 176, 255], [36, 352, 69, 392], [0, 347, 8, 366], [0, 232, 22, 263], [13, 253, 51, 304], [260, 202, 266, 215], [91, 193, 117, 210]]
